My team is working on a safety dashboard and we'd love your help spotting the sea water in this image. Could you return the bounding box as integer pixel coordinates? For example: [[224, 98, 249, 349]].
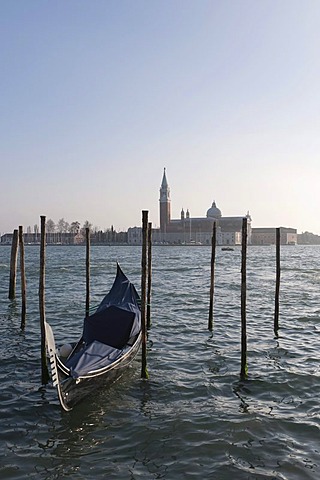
[[0, 245, 319, 479]]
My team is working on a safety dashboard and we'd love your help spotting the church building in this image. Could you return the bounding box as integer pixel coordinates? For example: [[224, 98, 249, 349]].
[[151, 168, 252, 245]]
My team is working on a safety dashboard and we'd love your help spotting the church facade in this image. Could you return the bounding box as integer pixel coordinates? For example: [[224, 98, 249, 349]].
[[150, 168, 252, 245]]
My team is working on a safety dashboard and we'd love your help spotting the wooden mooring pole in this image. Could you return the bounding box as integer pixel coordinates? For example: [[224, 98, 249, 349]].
[[147, 221, 152, 330], [85, 227, 90, 317], [19, 226, 27, 329], [39, 215, 50, 385], [240, 217, 248, 380], [141, 210, 149, 379], [208, 221, 216, 331], [274, 227, 281, 336], [8, 229, 19, 300]]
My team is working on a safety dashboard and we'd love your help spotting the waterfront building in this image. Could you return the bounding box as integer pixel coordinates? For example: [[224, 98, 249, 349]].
[[127, 226, 142, 245], [128, 168, 252, 245], [0, 229, 128, 246], [251, 227, 297, 245], [297, 231, 320, 245], [156, 168, 252, 245]]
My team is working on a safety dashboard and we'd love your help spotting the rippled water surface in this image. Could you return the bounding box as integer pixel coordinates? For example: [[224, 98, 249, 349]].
[[0, 245, 319, 479]]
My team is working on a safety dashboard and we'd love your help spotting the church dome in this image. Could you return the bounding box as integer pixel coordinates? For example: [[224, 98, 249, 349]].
[[206, 201, 222, 219]]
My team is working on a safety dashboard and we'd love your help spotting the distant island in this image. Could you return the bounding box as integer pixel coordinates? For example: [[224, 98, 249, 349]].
[[1, 171, 320, 247], [1, 222, 319, 246]]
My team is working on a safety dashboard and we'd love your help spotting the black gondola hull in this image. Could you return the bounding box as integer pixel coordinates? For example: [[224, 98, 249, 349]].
[[45, 264, 142, 411], [56, 334, 141, 410]]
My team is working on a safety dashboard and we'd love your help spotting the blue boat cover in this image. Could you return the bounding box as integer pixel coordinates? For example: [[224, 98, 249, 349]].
[[83, 305, 135, 349], [66, 341, 123, 378], [84, 263, 141, 347], [65, 264, 141, 378]]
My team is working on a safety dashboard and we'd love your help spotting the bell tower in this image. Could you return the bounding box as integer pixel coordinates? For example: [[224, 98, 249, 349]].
[[159, 168, 171, 233]]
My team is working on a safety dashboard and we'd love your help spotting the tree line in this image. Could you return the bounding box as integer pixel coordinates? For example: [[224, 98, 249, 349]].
[[22, 219, 128, 244], [44, 218, 92, 234]]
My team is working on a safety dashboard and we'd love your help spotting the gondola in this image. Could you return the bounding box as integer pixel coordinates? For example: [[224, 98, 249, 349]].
[[45, 264, 141, 411]]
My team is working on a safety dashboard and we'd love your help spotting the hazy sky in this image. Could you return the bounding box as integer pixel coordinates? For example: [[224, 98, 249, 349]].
[[1, 0, 320, 234]]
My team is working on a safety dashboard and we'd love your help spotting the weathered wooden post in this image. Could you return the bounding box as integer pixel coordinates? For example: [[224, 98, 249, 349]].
[[208, 221, 216, 330], [19, 226, 27, 329], [274, 227, 281, 336], [8, 229, 19, 300], [147, 221, 152, 330], [141, 210, 149, 379], [39, 215, 50, 384], [85, 227, 90, 317], [240, 217, 248, 379]]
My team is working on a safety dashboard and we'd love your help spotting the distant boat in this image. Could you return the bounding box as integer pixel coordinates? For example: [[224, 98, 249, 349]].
[[221, 246, 234, 251], [45, 264, 141, 411]]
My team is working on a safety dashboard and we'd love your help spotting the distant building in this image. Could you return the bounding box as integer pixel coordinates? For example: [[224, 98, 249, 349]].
[[0, 232, 76, 245], [297, 232, 320, 245], [0, 230, 128, 245], [251, 227, 297, 245], [129, 168, 252, 245], [127, 227, 142, 245], [0, 233, 13, 245]]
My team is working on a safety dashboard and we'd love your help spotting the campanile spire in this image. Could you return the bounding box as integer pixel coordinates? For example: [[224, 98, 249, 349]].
[[159, 168, 171, 232]]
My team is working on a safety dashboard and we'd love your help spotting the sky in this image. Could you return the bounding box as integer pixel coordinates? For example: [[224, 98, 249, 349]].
[[1, 0, 320, 235]]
